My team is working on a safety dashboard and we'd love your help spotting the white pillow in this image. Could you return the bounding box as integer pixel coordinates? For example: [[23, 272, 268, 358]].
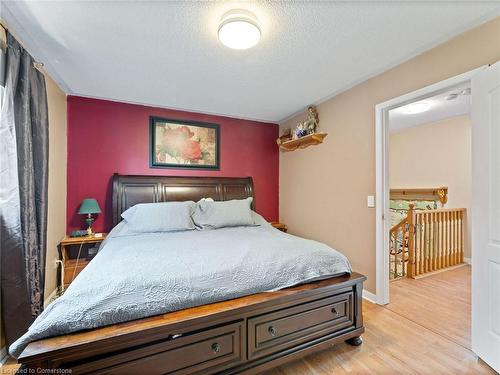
[[192, 197, 254, 229], [121, 201, 196, 233]]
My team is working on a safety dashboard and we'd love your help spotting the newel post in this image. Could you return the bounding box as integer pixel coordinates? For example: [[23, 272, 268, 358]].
[[406, 204, 415, 278]]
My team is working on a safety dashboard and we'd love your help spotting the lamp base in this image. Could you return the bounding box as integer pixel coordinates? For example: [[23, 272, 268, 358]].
[[86, 215, 95, 236]]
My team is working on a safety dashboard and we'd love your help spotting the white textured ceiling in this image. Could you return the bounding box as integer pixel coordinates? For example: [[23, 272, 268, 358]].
[[389, 83, 471, 133], [1, 1, 499, 122]]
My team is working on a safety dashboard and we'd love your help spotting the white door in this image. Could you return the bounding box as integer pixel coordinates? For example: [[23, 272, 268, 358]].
[[472, 61, 500, 372]]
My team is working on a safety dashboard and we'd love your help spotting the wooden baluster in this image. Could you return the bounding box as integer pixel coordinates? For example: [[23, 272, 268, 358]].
[[425, 213, 432, 272], [457, 211, 460, 264], [407, 204, 415, 278], [391, 231, 394, 279], [460, 210, 465, 264], [448, 211, 453, 266], [457, 211, 462, 264], [433, 212, 437, 271], [389, 232, 392, 279], [440, 211, 444, 268], [393, 231, 396, 278], [428, 212, 433, 272], [401, 225, 404, 278], [459, 210, 462, 264], [394, 231, 398, 278], [454, 211, 458, 265], [444, 211, 448, 268], [401, 225, 407, 277], [447, 211, 451, 267], [423, 213, 428, 274], [453, 211, 456, 265], [418, 212, 424, 275], [416, 213, 421, 276], [414, 214, 418, 277], [435, 212, 439, 271], [431, 212, 434, 272], [448, 211, 451, 266], [413, 214, 418, 277], [429, 212, 433, 272], [393, 231, 396, 279], [396, 228, 400, 278], [398, 227, 402, 278], [453, 211, 457, 265], [438, 211, 442, 270]]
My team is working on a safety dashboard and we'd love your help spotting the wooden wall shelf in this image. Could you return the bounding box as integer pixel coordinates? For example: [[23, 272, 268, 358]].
[[277, 132, 328, 151]]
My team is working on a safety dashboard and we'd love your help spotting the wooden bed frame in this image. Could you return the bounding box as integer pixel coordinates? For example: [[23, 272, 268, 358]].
[[18, 174, 366, 374]]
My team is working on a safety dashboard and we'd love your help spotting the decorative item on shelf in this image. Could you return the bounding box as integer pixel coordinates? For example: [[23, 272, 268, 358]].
[[293, 105, 319, 139], [276, 128, 292, 146], [293, 122, 308, 139], [277, 105, 327, 151], [78, 198, 101, 235], [304, 105, 319, 134], [437, 187, 448, 206]]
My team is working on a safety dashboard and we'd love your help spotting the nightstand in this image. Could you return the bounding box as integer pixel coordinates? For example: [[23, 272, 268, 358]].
[[270, 222, 288, 233], [59, 234, 107, 289]]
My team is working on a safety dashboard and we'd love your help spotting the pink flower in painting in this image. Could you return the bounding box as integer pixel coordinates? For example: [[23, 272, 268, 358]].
[[181, 139, 202, 160], [161, 125, 202, 161]]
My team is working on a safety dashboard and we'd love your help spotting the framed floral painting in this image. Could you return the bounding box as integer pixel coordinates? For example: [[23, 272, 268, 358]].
[[150, 117, 220, 169]]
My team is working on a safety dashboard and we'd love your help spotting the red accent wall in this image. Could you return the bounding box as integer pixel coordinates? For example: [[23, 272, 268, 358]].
[[67, 96, 279, 233]]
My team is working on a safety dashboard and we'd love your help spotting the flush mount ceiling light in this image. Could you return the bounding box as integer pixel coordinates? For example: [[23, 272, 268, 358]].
[[400, 101, 432, 115], [218, 10, 261, 50]]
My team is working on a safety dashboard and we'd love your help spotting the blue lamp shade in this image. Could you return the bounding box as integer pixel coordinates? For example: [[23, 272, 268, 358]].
[[78, 198, 101, 215]]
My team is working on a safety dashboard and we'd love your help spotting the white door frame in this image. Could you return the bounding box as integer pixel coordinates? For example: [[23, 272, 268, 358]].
[[374, 66, 486, 305]]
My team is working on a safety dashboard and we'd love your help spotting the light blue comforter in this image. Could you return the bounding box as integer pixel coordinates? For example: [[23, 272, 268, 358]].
[[10, 220, 351, 357]]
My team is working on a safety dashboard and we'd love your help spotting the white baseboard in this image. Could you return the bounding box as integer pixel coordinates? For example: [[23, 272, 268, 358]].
[[464, 257, 471, 265], [362, 290, 377, 304]]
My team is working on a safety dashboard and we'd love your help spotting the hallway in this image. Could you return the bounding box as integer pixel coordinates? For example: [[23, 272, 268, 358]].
[[387, 264, 471, 349]]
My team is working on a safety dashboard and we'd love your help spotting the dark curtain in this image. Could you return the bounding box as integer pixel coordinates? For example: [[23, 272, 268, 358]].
[[0, 32, 49, 348]]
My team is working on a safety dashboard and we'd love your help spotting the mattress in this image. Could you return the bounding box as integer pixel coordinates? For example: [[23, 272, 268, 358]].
[[10, 218, 351, 357]]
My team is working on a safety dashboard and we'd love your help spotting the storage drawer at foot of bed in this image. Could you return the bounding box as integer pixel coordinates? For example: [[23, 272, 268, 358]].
[[82, 322, 243, 375], [248, 292, 354, 360]]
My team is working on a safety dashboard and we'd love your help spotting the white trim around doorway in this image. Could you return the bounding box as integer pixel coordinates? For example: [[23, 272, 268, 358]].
[[374, 66, 486, 305]]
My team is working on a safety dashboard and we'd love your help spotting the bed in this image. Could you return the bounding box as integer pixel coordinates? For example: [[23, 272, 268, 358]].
[[15, 174, 366, 374]]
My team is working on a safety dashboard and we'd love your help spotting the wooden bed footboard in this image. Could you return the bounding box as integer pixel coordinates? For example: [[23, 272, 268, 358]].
[[18, 273, 366, 374]]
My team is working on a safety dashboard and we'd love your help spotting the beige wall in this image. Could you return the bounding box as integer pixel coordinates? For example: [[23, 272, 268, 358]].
[[44, 73, 67, 299], [280, 17, 500, 294], [389, 115, 472, 257]]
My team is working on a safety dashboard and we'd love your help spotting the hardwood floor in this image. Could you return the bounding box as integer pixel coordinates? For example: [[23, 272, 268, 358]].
[[264, 265, 494, 375], [2, 266, 494, 374], [387, 264, 471, 349], [1, 358, 19, 375]]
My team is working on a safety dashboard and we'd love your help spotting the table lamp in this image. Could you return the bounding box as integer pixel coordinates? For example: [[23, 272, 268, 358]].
[[78, 198, 101, 235]]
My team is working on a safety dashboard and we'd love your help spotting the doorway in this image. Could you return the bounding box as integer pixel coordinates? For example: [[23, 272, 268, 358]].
[[377, 75, 474, 350], [375, 63, 500, 372], [375, 67, 484, 305]]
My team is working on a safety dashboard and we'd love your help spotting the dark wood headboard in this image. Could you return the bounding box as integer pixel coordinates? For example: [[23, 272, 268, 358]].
[[112, 174, 254, 227]]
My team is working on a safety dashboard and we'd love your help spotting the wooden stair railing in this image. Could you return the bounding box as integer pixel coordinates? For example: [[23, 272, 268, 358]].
[[389, 204, 466, 279], [389, 214, 410, 280]]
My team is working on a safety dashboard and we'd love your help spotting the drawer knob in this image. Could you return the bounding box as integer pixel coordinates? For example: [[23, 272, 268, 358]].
[[268, 326, 277, 337], [332, 307, 339, 316], [211, 342, 221, 354]]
